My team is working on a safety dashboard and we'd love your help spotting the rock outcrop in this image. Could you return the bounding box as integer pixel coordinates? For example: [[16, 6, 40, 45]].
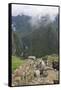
[[12, 58, 59, 86]]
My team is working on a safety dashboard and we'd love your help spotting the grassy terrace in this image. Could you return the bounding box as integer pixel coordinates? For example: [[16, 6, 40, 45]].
[[47, 54, 59, 62], [12, 56, 25, 72], [42, 54, 59, 61]]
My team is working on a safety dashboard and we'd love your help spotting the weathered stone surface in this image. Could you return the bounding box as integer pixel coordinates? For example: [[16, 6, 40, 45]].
[[34, 70, 40, 78], [12, 58, 59, 86], [28, 56, 36, 60], [43, 70, 48, 77], [52, 61, 59, 70]]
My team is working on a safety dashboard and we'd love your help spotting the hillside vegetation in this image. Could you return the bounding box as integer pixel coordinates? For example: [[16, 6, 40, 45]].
[[12, 56, 25, 72], [12, 14, 59, 58]]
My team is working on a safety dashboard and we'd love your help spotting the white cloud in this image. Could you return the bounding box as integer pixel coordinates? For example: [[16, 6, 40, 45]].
[[12, 4, 59, 27], [12, 4, 58, 17]]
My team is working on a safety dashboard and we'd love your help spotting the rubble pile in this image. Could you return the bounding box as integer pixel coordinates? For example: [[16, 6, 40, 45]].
[[12, 57, 59, 86]]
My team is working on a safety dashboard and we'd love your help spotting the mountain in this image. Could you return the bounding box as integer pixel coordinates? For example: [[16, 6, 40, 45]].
[[12, 14, 59, 57], [12, 15, 31, 33]]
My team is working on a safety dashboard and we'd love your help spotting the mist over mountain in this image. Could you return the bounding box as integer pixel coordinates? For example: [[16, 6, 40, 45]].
[[12, 14, 59, 57]]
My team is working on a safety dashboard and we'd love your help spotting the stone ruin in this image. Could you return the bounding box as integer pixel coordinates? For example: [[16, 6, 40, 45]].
[[12, 57, 59, 86], [12, 59, 35, 86]]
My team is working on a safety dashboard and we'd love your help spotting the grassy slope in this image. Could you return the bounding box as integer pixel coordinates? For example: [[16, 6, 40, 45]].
[[12, 56, 25, 72], [42, 54, 59, 63], [47, 54, 59, 62]]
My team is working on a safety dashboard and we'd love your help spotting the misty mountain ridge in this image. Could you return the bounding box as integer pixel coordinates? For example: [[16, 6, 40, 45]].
[[12, 14, 58, 57], [12, 14, 57, 32]]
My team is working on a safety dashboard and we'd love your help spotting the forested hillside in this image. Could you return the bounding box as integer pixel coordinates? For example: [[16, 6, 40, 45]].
[[12, 14, 59, 58]]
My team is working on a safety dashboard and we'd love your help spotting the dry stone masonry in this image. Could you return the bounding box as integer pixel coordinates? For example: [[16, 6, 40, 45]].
[[12, 57, 59, 86]]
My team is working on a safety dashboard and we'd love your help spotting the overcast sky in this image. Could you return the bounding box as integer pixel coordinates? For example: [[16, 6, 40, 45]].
[[12, 4, 58, 18]]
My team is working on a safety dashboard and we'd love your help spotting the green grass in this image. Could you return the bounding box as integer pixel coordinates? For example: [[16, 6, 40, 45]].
[[12, 56, 25, 72], [42, 54, 59, 62], [47, 54, 59, 62]]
